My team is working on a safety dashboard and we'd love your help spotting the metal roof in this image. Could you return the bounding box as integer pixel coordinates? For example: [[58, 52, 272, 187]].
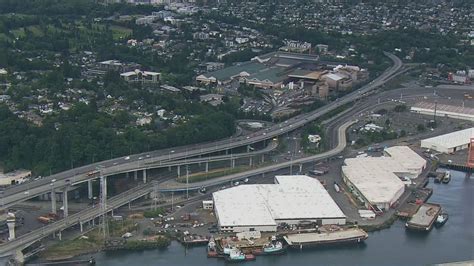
[[212, 175, 346, 228], [421, 127, 474, 150]]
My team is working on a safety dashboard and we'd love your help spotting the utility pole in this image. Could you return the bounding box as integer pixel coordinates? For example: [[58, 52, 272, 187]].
[[186, 165, 189, 199], [99, 169, 108, 239]]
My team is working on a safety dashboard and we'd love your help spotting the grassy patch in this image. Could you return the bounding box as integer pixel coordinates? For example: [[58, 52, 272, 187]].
[[41, 237, 101, 260], [110, 25, 132, 40], [177, 166, 252, 183]]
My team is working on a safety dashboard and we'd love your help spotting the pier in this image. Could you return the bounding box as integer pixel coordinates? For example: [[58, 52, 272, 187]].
[[283, 228, 368, 249]]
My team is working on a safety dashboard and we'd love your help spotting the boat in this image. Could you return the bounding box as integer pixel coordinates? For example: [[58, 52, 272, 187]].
[[405, 203, 441, 231], [442, 171, 451, 184], [225, 248, 256, 262], [207, 237, 219, 258], [334, 182, 341, 193], [262, 241, 286, 255], [435, 212, 449, 227]]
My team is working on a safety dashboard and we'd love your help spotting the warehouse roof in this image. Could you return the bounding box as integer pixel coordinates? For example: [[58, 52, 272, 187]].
[[342, 146, 425, 205], [213, 175, 345, 228], [421, 127, 474, 149]]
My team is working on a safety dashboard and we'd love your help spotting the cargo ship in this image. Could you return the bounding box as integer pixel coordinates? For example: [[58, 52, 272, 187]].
[[406, 203, 441, 231], [283, 228, 368, 249]]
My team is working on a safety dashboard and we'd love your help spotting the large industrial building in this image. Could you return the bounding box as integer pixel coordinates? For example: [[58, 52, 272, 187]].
[[212, 175, 346, 233], [342, 146, 426, 212], [411, 102, 474, 122], [421, 128, 474, 154]]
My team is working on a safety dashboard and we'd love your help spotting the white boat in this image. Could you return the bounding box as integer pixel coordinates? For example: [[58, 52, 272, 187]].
[[334, 182, 341, 193], [442, 171, 451, 184]]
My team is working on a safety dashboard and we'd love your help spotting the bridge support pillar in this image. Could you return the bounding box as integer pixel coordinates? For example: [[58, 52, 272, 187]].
[[58, 230, 62, 241], [7, 215, 15, 240], [231, 159, 235, 169], [205, 162, 209, 173], [177, 165, 181, 177], [80, 222, 83, 232], [249, 157, 253, 167], [299, 164, 303, 173], [247, 145, 250, 153], [88, 180, 93, 199], [92, 219, 95, 226], [128, 202, 131, 209], [63, 188, 69, 218], [261, 154, 265, 163], [51, 188, 57, 214], [143, 169, 147, 183], [134, 171, 138, 181], [126, 172, 130, 179]]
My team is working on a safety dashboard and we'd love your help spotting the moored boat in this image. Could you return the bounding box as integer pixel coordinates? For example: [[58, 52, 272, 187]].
[[262, 241, 286, 255], [435, 212, 449, 227], [442, 171, 451, 184], [225, 248, 256, 262], [207, 236, 219, 258]]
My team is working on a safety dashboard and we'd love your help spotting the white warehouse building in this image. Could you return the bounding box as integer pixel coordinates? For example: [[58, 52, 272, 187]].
[[342, 146, 426, 212], [212, 175, 346, 233], [420, 128, 474, 154]]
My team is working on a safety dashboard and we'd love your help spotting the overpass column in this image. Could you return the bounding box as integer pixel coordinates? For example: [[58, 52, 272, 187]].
[[249, 157, 253, 167], [134, 171, 138, 181], [205, 162, 209, 173], [88, 180, 93, 199], [51, 187, 57, 214], [58, 230, 62, 241], [247, 145, 250, 153], [63, 188, 69, 218], [177, 165, 181, 177], [126, 172, 130, 179], [6, 213, 15, 240], [143, 169, 147, 183], [299, 163, 303, 173], [80, 222, 83, 232], [261, 154, 265, 163], [231, 159, 235, 169]]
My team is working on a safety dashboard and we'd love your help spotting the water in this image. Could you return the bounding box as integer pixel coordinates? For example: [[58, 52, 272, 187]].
[[49, 171, 474, 265]]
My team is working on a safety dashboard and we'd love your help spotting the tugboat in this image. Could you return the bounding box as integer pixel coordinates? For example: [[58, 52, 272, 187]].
[[442, 171, 451, 184], [262, 240, 285, 255], [207, 237, 218, 258], [435, 211, 449, 227], [225, 248, 256, 262]]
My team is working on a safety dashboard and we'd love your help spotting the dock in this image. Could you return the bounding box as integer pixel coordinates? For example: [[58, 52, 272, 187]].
[[405, 203, 441, 231], [283, 228, 368, 249], [397, 187, 433, 219]]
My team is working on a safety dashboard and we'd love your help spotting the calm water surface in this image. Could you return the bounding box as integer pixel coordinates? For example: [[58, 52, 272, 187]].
[[57, 170, 474, 265]]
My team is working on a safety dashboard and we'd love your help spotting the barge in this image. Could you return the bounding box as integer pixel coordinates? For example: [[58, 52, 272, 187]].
[[283, 228, 368, 249], [405, 203, 441, 231]]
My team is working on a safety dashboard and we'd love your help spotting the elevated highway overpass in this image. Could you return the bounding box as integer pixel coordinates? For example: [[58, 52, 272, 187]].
[[0, 52, 402, 209]]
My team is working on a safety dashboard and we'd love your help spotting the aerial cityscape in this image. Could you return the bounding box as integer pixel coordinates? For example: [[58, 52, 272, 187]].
[[0, 0, 473, 265]]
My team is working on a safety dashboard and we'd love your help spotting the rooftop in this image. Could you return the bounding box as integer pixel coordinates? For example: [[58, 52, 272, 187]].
[[342, 146, 425, 204], [421, 127, 474, 149], [212, 175, 346, 227]]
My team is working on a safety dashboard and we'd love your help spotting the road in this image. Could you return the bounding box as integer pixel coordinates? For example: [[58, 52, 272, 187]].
[[157, 120, 356, 192], [0, 181, 158, 257], [0, 52, 402, 209]]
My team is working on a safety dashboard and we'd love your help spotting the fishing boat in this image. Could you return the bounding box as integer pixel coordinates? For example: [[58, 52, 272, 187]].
[[435, 211, 449, 227], [442, 171, 451, 184], [225, 248, 256, 262], [262, 241, 285, 255], [207, 237, 219, 258]]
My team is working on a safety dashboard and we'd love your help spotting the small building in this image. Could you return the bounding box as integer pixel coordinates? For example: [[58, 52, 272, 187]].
[[200, 94, 224, 106], [120, 69, 160, 84], [0, 170, 31, 186], [160, 85, 181, 93], [202, 200, 214, 210], [212, 175, 346, 233], [421, 128, 474, 154]]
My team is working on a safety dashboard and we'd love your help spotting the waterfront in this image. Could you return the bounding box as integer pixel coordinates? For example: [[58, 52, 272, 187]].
[[81, 170, 473, 266]]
